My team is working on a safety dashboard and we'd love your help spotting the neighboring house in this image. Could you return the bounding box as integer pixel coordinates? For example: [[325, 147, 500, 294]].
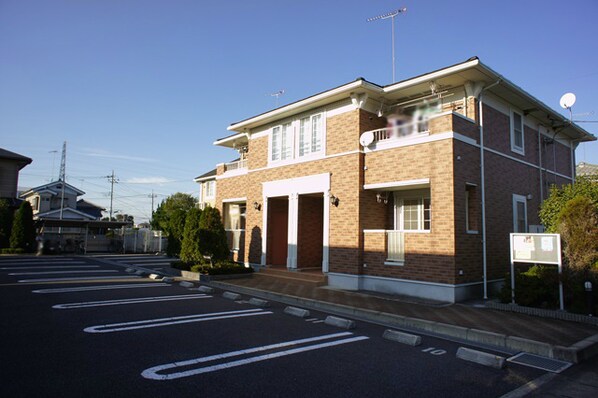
[[20, 181, 99, 221], [76, 199, 106, 219], [0, 148, 32, 205], [194, 168, 217, 209], [576, 161, 598, 177], [207, 57, 595, 302]]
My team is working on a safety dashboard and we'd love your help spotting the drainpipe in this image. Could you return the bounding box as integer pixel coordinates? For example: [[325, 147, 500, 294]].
[[538, 125, 544, 202], [477, 80, 501, 300]]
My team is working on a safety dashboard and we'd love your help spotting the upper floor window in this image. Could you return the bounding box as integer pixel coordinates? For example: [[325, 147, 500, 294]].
[[299, 114, 323, 156], [510, 110, 524, 155], [205, 180, 215, 198], [270, 113, 325, 163]]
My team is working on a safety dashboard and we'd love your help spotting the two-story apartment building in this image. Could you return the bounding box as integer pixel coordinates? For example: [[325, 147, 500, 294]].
[[207, 57, 595, 302], [0, 148, 32, 205]]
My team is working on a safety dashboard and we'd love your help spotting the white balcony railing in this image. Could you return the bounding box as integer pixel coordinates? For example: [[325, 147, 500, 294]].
[[367, 119, 429, 145], [386, 230, 405, 262], [224, 159, 247, 172]]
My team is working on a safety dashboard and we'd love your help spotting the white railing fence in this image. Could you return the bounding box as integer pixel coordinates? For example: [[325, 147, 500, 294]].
[[386, 230, 405, 262]]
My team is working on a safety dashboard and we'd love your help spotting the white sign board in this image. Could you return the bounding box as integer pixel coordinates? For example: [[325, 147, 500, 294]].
[[510, 233, 560, 264], [509, 233, 564, 310]]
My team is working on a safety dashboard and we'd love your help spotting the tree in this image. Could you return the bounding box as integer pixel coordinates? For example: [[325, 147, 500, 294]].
[[151, 193, 197, 257], [0, 199, 13, 249], [556, 196, 598, 273], [198, 206, 229, 262], [10, 201, 36, 252], [180, 207, 203, 263], [539, 176, 598, 232]]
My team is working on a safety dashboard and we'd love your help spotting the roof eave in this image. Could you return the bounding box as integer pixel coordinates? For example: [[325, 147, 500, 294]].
[[227, 79, 383, 133]]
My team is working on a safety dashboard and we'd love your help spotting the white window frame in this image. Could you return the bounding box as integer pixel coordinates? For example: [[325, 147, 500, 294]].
[[512, 194, 527, 233], [393, 193, 431, 232], [510, 109, 525, 155], [465, 184, 478, 234], [268, 112, 326, 165], [204, 180, 215, 198]]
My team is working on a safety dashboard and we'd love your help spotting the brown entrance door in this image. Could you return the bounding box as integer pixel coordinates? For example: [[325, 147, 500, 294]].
[[267, 198, 288, 266]]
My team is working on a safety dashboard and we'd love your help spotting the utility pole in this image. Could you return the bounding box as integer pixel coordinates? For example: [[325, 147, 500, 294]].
[[149, 190, 157, 225], [58, 142, 67, 246], [107, 171, 117, 220]]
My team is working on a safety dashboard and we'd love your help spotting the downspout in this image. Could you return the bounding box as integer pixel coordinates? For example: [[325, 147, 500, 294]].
[[477, 79, 501, 300], [538, 127, 543, 202]]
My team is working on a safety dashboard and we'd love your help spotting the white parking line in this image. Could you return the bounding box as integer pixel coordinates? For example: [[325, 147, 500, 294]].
[[142, 332, 369, 380], [18, 276, 141, 283], [53, 294, 211, 309], [9, 270, 118, 276], [32, 283, 171, 294], [1, 265, 99, 270], [0, 261, 86, 266], [84, 309, 271, 333]]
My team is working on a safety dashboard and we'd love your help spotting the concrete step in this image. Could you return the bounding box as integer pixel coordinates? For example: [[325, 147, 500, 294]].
[[257, 268, 327, 286]]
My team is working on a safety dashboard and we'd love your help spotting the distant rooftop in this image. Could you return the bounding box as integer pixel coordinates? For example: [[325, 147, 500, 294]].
[[577, 162, 598, 177]]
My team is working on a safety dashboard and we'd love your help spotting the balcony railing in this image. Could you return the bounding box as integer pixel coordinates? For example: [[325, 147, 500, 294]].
[[367, 119, 429, 145], [224, 159, 247, 172], [386, 230, 405, 263]]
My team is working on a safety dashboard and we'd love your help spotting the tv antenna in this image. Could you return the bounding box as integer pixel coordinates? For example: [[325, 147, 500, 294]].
[[270, 89, 285, 107], [559, 92, 576, 123], [49, 150, 58, 181], [367, 7, 407, 83]]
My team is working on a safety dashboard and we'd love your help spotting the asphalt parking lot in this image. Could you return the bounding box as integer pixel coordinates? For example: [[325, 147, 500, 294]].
[[0, 255, 548, 397]]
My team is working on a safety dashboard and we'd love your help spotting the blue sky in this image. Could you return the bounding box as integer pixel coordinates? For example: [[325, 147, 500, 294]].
[[2, 0, 597, 223]]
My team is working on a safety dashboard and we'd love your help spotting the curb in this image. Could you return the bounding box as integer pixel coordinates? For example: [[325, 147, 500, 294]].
[[206, 280, 598, 364], [485, 301, 598, 326]]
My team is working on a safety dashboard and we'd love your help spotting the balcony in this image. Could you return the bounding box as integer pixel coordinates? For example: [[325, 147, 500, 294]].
[[224, 159, 247, 172], [369, 119, 429, 145]]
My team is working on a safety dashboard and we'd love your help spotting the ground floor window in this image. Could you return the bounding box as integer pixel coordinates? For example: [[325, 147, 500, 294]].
[[224, 202, 246, 251], [393, 189, 431, 231], [512, 194, 527, 233]]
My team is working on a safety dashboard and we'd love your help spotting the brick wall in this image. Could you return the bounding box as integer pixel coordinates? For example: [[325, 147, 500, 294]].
[[363, 138, 457, 284]]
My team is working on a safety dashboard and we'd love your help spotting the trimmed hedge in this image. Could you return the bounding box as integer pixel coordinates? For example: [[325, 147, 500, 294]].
[[171, 260, 252, 275], [1, 248, 25, 254]]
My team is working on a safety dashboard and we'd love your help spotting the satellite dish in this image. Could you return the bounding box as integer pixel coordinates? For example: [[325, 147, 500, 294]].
[[359, 131, 375, 147], [559, 93, 576, 109]]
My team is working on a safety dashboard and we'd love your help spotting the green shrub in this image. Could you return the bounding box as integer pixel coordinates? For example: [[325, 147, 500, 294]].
[[198, 207, 229, 261], [540, 176, 598, 233], [191, 261, 253, 275], [556, 196, 598, 272], [1, 248, 25, 254], [0, 199, 13, 249], [180, 207, 203, 263], [10, 201, 36, 253], [499, 265, 559, 308]]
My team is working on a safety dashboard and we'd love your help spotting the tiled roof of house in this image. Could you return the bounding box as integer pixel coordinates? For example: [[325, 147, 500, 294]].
[[577, 162, 598, 177]]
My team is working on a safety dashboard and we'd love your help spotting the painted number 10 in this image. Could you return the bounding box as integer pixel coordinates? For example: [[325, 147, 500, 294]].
[[421, 347, 447, 356]]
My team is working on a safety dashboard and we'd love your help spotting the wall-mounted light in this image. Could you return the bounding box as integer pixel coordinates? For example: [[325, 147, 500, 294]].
[[526, 194, 533, 201], [253, 201, 261, 211], [376, 192, 389, 204], [330, 195, 339, 207]]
